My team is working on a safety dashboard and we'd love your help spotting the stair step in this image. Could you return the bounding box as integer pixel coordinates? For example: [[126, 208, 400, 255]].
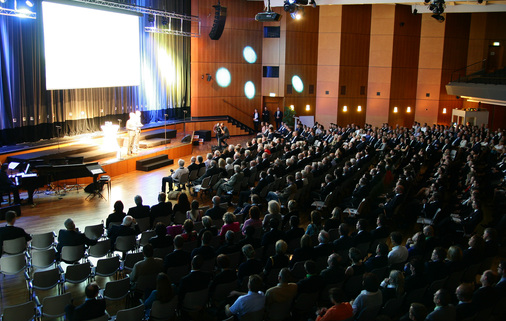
[[136, 154, 168, 169], [138, 138, 171, 149], [137, 159, 174, 172]]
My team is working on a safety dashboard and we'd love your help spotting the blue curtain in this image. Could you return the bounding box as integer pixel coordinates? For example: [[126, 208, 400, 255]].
[[0, 0, 191, 145]]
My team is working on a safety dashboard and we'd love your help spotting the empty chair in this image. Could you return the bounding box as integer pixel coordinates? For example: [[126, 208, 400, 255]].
[[211, 281, 237, 307], [29, 248, 57, 269], [102, 277, 131, 302], [188, 169, 199, 182], [1, 300, 36, 321], [115, 235, 137, 253], [138, 230, 156, 247], [166, 264, 190, 284], [121, 252, 144, 275], [30, 231, 55, 250], [64, 261, 92, 287], [182, 288, 209, 314], [88, 239, 111, 259], [94, 256, 120, 278], [193, 176, 212, 200], [27, 267, 61, 299], [38, 292, 72, 319], [136, 217, 151, 232], [84, 224, 104, 240], [115, 304, 145, 321], [265, 298, 293, 321], [149, 297, 178, 321], [175, 172, 190, 191], [61, 244, 85, 263], [2, 236, 27, 255], [0, 252, 27, 276]]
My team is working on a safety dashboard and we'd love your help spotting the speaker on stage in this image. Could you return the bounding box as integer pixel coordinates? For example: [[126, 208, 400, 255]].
[[209, 4, 227, 40], [181, 134, 192, 143]]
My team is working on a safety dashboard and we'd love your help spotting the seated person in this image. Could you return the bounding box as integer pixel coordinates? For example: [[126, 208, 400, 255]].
[[164, 235, 191, 270], [263, 240, 289, 276], [127, 195, 150, 219], [0, 210, 32, 255], [316, 287, 353, 321], [219, 213, 240, 238], [205, 196, 227, 220], [57, 218, 97, 260], [225, 274, 266, 319], [0, 163, 21, 204], [191, 231, 215, 260], [130, 244, 164, 285], [105, 201, 126, 232], [107, 215, 141, 251], [297, 260, 325, 294], [216, 230, 240, 255], [150, 193, 172, 226], [65, 282, 107, 321], [320, 253, 346, 285], [148, 222, 173, 249], [210, 254, 237, 296], [143, 273, 175, 310], [284, 215, 305, 242], [178, 255, 213, 302], [161, 159, 189, 193]]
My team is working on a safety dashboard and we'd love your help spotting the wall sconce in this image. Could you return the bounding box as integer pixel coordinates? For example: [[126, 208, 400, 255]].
[[393, 107, 398, 113], [442, 108, 447, 114], [357, 105, 362, 112], [269, 93, 276, 97], [407, 106, 411, 113], [306, 104, 310, 111], [290, 105, 294, 111], [343, 105, 348, 112]]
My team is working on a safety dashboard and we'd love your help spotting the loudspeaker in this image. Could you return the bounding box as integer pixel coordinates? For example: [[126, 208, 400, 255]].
[[209, 5, 227, 40], [0, 204, 21, 220], [181, 134, 192, 143]]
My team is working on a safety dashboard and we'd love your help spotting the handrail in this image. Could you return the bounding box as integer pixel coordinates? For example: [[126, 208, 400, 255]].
[[222, 99, 252, 119], [451, 59, 486, 82]]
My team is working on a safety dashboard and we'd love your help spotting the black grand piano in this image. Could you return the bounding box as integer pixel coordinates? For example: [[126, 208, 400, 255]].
[[12, 161, 105, 204]]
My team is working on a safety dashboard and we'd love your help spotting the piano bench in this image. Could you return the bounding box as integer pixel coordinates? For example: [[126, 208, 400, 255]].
[[99, 176, 111, 197], [1, 191, 12, 206]]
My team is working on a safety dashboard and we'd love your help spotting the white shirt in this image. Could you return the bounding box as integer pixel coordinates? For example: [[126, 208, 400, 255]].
[[388, 245, 409, 265]]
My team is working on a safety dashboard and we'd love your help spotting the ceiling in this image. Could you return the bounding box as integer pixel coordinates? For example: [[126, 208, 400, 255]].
[[251, 0, 506, 13]]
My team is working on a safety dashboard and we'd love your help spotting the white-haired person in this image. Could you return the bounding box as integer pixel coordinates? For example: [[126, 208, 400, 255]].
[[161, 159, 189, 193]]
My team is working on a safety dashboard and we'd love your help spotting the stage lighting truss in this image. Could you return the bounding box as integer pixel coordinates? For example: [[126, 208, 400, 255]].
[[67, 0, 201, 37], [0, 0, 36, 19], [426, 0, 445, 21]]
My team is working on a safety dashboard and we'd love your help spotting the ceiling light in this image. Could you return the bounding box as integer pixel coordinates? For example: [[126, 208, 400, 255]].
[[407, 106, 411, 113], [343, 106, 347, 112], [306, 104, 310, 111], [357, 106, 362, 112], [393, 107, 398, 113]]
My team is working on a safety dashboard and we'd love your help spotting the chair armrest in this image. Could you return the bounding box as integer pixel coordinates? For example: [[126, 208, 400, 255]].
[[34, 295, 41, 307]]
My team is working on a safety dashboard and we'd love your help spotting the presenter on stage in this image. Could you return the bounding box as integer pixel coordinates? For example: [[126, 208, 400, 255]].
[[126, 112, 142, 156], [253, 109, 260, 132], [274, 107, 283, 130], [134, 111, 143, 153]]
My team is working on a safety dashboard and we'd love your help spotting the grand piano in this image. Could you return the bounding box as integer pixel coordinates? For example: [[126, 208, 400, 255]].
[[13, 162, 105, 204]]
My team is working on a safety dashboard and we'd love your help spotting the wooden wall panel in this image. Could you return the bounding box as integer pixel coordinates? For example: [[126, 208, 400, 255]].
[[438, 13, 471, 125], [388, 5, 421, 127], [485, 12, 506, 68], [337, 5, 371, 127]]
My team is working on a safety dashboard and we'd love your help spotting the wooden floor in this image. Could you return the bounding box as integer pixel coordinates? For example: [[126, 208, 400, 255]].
[[0, 135, 254, 317]]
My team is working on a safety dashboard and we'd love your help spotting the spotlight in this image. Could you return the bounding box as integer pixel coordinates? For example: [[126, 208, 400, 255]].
[[25, 0, 33, 7], [309, 0, 317, 8], [161, 17, 169, 25], [284, 0, 296, 13], [291, 6, 304, 20], [147, 14, 155, 23], [0, 0, 6, 4], [432, 14, 445, 22]]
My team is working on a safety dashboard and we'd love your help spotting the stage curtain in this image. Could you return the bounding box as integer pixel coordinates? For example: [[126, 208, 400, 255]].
[[0, 0, 190, 146]]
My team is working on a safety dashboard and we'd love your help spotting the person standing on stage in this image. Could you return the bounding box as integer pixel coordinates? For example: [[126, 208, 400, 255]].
[[262, 106, 270, 124], [0, 163, 21, 205], [253, 109, 260, 132], [126, 113, 137, 156], [219, 123, 230, 148], [274, 107, 283, 130]]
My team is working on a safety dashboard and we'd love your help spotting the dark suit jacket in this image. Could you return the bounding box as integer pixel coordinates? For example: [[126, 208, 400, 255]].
[[370, 226, 390, 241], [107, 224, 140, 250], [56, 229, 96, 253], [237, 259, 264, 282], [150, 202, 172, 222], [164, 249, 191, 270], [320, 265, 346, 284], [314, 243, 334, 260], [425, 305, 456, 321], [68, 298, 106, 321], [127, 205, 150, 219], [178, 270, 213, 301], [472, 286, 499, 311], [364, 255, 389, 272], [353, 230, 371, 246], [0, 225, 32, 254], [105, 212, 126, 231], [297, 275, 325, 294], [205, 206, 227, 220], [333, 235, 353, 253], [456, 302, 477, 321], [191, 245, 216, 260]]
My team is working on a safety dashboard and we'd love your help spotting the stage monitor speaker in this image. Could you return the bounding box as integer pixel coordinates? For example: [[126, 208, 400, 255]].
[[209, 4, 227, 40], [181, 134, 192, 143], [0, 204, 21, 220]]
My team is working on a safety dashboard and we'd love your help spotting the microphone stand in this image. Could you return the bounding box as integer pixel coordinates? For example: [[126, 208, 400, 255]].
[[164, 114, 168, 149], [55, 125, 62, 153]]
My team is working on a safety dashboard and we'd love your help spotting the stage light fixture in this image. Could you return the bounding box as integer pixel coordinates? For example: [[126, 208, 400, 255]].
[[290, 105, 295, 111], [284, 0, 297, 13], [216, 67, 231, 87], [292, 75, 304, 93], [244, 81, 255, 99], [25, 0, 33, 7], [147, 14, 155, 23], [161, 17, 169, 25], [0, 0, 6, 4]]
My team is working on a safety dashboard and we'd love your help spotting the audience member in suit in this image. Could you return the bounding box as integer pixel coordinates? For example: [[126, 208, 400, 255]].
[[105, 200, 126, 232], [496, 260, 506, 297], [197, 216, 218, 245], [194, 160, 220, 185], [57, 218, 97, 259], [261, 217, 285, 248], [164, 235, 191, 270], [425, 247, 449, 284], [127, 195, 150, 219], [423, 225, 440, 256], [333, 223, 353, 255], [237, 244, 263, 285], [191, 230, 216, 260], [187, 156, 200, 174], [265, 175, 297, 205], [130, 244, 164, 284], [473, 270, 500, 312], [404, 258, 426, 292], [284, 215, 305, 242], [290, 235, 315, 268], [107, 215, 141, 251], [483, 228, 499, 258], [425, 289, 456, 321], [378, 185, 405, 218], [205, 196, 227, 220], [149, 192, 172, 226], [263, 240, 290, 275], [370, 214, 390, 241], [320, 253, 346, 284], [364, 242, 389, 272], [216, 230, 240, 255], [238, 225, 261, 249], [297, 260, 325, 294], [462, 235, 486, 266], [405, 231, 426, 260], [148, 222, 173, 249], [209, 254, 238, 295], [178, 255, 213, 302], [0, 210, 31, 255], [65, 282, 107, 321], [407, 303, 428, 321], [455, 283, 477, 321], [352, 219, 371, 246], [314, 230, 334, 260]]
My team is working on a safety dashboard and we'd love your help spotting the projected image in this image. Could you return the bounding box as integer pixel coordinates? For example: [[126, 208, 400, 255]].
[[292, 75, 304, 93], [244, 81, 255, 99], [243, 46, 257, 64], [216, 67, 231, 87], [42, 1, 141, 90]]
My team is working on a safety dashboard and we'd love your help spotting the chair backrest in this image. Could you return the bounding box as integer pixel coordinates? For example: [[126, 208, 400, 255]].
[[241, 309, 265, 321], [293, 291, 319, 314], [30, 232, 54, 250], [103, 277, 131, 300], [228, 251, 242, 269], [173, 211, 186, 225], [166, 264, 190, 284], [136, 217, 151, 232], [30, 248, 56, 269], [134, 273, 157, 294], [153, 246, 172, 259], [61, 244, 85, 263], [179, 172, 189, 185], [2, 236, 27, 255], [88, 239, 111, 258], [31, 267, 61, 290], [115, 304, 145, 321], [150, 297, 178, 321], [138, 230, 156, 246], [122, 252, 144, 272], [381, 293, 405, 318], [95, 256, 120, 277], [355, 304, 381, 321], [344, 274, 364, 299], [115, 235, 136, 252], [1, 300, 36, 321], [188, 169, 199, 181], [182, 288, 209, 312], [84, 224, 104, 240], [265, 298, 293, 321], [153, 215, 171, 227], [0, 252, 27, 275], [290, 261, 307, 280], [200, 176, 212, 189], [181, 239, 198, 253], [198, 166, 206, 177], [41, 292, 72, 318], [65, 261, 91, 284], [212, 281, 238, 305]]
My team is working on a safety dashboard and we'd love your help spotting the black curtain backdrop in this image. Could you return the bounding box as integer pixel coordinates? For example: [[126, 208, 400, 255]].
[[0, 0, 191, 146]]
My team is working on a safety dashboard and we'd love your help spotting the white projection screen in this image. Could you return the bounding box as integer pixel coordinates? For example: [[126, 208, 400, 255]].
[[42, 1, 141, 90]]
